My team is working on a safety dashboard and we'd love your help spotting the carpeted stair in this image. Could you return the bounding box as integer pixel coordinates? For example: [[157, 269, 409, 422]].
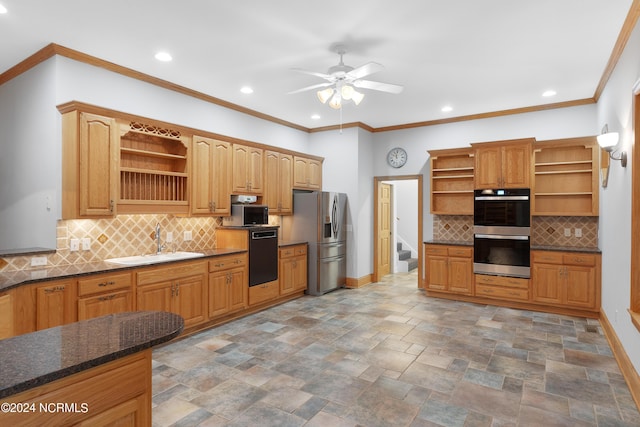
[[397, 242, 418, 272]]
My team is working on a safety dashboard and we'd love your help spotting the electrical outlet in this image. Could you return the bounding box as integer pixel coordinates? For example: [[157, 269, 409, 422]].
[[70, 238, 80, 252], [30, 256, 47, 267], [574, 228, 582, 238], [166, 232, 173, 243], [184, 230, 192, 241], [564, 228, 571, 237], [82, 238, 91, 250]]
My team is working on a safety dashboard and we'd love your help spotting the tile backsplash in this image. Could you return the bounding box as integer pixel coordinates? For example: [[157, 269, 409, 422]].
[[1, 214, 220, 272], [433, 215, 599, 248]]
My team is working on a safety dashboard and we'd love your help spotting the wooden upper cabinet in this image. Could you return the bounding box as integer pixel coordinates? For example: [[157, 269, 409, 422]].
[[293, 156, 322, 190], [62, 111, 118, 218], [429, 147, 474, 215], [232, 144, 263, 194], [472, 138, 533, 189], [191, 136, 232, 215], [265, 150, 293, 215]]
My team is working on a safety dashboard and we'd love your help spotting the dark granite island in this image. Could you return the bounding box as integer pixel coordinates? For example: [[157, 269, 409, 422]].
[[0, 311, 183, 426]]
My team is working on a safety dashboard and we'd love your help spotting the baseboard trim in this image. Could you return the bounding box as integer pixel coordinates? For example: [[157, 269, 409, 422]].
[[346, 275, 373, 289], [599, 310, 640, 411]]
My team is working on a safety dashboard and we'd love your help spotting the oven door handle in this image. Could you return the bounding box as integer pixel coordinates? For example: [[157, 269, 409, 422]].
[[475, 234, 529, 241], [474, 196, 529, 201]]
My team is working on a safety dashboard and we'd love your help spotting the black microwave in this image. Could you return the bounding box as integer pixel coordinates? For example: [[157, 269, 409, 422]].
[[223, 204, 269, 226]]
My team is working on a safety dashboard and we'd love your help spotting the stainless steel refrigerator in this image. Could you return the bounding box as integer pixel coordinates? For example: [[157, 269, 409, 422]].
[[283, 191, 347, 296]]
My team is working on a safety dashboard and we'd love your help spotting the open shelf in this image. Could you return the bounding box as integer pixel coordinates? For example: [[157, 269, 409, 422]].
[[532, 137, 599, 216], [429, 147, 474, 215], [119, 122, 189, 209]]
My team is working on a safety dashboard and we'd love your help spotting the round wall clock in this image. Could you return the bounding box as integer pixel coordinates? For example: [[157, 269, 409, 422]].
[[387, 147, 407, 168]]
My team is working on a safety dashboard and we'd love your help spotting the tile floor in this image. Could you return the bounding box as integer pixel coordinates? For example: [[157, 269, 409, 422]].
[[151, 272, 640, 426]]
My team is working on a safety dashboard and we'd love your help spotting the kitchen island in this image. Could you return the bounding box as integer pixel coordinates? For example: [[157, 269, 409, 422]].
[[0, 310, 183, 426]]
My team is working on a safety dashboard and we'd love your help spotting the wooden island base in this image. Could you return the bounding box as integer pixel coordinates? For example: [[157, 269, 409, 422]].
[[2, 351, 151, 426]]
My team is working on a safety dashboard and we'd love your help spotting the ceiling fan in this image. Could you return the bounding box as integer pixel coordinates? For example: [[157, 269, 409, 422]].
[[288, 45, 404, 109]]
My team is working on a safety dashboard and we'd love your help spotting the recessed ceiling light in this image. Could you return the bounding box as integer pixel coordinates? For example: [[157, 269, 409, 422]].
[[154, 51, 172, 62], [542, 90, 557, 97], [240, 86, 254, 94], [441, 105, 453, 113], [0, 4, 7, 13], [311, 114, 321, 120]]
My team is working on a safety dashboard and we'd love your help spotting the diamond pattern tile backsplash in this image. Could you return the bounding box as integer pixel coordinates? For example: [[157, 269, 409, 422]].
[[1, 214, 221, 272], [433, 215, 599, 248]]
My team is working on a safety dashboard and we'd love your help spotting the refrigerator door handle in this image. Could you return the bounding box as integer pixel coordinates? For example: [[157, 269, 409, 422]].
[[331, 195, 339, 237], [322, 255, 346, 263]]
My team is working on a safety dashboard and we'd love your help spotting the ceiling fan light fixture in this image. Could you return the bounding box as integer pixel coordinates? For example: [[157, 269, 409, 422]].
[[341, 84, 355, 100], [329, 93, 342, 109], [317, 87, 334, 104], [351, 90, 364, 105]]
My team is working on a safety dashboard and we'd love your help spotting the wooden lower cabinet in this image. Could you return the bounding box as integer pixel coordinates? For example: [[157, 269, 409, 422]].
[[208, 253, 248, 318], [475, 274, 530, 302], [0, 291, 14, 339], [137, 261, 207, 328], [77, 272, 133, 321], [279, 244, 308, 295], [531, 250, 599, 311], [3, 351, 151, 426], [249, 281, 279, 305], [424, 244, 473, 295], [36, 280, 77, 330]]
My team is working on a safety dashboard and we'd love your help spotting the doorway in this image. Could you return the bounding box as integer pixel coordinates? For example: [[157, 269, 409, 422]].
[[373, 175, 423, 287]]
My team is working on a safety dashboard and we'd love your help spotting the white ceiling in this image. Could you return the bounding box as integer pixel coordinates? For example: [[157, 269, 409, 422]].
[[0, 1, 633, 129]]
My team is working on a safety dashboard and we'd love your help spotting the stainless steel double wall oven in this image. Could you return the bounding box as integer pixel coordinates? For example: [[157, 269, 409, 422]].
[[473, 188, 531, 278]]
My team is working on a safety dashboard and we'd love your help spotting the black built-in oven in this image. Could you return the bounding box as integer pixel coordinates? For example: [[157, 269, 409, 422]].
[[473, 189, 531, 278]]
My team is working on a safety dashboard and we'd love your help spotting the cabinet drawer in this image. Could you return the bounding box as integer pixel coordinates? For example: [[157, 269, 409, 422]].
[[562, 253, 596, 267], [475, 274, 529, 289], [78, 272, 132, 296], [280, 245, 307, 258], [138, 261, 207, 285], [476, 284, 529, 301], [209, 254, 247, 272], [425, 245, 447, 256], [249, 282, 279, 305], [531, 251, 563, 264], [448, 247, 472, 258]]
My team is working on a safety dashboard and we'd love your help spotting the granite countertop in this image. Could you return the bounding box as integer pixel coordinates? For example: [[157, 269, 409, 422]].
[[424, 240, 473, 247], [0, 311, 183, 399], [279, 240, 308, 247], [0, 248, 247, 292]]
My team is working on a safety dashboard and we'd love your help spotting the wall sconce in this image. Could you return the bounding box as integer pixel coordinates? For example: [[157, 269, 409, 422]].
[[597, 124, 627, 167]]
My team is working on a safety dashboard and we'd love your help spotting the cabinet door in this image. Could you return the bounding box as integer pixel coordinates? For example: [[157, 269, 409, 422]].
[[474, 146, 501, 188], [293, 156, 309, 187], [247, 146, 264, 193], [75, 394, 149, 427], [532, 263, 563, 304], [292, 255, 308, 292], [191, 136, 214, 215], [264, 151, 281, 212], [136, 281, 173, 313], [565, 266, 596, 309], [79, 112, 117, 216], [232, 144, 250, 193], [278, 153, 294, 213], [36, 281, 76, 330], [78, 291, 133, 321], [448, 257, 473, 294], [502, 144, 530, 188], [279, 257, 296, 295], [209, 271, 230, 318], [228, 268, 248, 312], [0, 292, 14, 339], [307, 158, 322, 189], [174, 274, 207, 328], [211, 140, 233, 215], [425, 255, 448, 291]]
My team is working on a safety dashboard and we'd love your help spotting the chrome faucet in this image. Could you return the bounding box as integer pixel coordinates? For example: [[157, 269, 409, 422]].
[[155, 223, 166, 254]]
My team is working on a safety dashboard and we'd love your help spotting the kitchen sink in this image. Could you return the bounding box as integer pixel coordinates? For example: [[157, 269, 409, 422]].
[[105, 251, 205, 266]]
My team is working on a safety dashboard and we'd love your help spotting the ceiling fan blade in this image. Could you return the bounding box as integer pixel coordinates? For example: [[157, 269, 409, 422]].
[[287, 82, 333, 95], [346, 62, 385, 79], [353, 79, 404, 94], [290, 68, 333, 80]]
